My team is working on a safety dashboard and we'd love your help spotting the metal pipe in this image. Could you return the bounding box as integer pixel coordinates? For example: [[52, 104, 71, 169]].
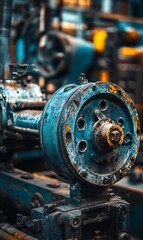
[[0, 229, 17, 240], [0, 223, 38, 240], [7, 110, 41, 136], [12, 110, 42, 130], [0, 0, 13, 79]]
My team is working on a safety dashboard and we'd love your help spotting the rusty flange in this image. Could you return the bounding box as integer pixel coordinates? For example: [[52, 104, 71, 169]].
[[40, 82, 140, 186]]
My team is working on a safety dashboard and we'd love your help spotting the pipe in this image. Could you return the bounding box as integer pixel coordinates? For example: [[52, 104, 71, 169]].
[[0, 229, 17, 240], [0, 0, 13, 79], [0, 223, 38, 240]]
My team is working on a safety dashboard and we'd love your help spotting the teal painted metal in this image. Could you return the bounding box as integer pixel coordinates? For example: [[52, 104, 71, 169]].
[[0, 78, 140, 239], [0, 76, 140, 187], [40, 81, 140, 186]]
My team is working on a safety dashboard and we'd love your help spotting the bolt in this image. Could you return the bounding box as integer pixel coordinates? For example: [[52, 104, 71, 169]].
[[30, 192, 45, 209], [77, 73, 88, 85], [110, 130, 121, 143], [44, 203, 56, 213], [70, 217, 81, 229], [94, 110, 102, 120]]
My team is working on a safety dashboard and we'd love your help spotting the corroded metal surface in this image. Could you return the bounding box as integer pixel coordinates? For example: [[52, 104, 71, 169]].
[[40, 81, 140, 186], [0, 223, 38, 240]]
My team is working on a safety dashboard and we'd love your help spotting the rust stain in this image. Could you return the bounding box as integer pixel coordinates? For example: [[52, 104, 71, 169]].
[[134, 115, 140, 137], [73, 163, 78, 171], [33, 173, 59, 183], [65, 124, 72, 143], [122, 92, 135, 108], [121, 166, 127, 177], [4, 83, 17, 87], [66, 124, 70, 133], [109, 84, 121, 94]]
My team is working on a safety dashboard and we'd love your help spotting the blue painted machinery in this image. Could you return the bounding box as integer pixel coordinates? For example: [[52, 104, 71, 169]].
[[0, 1, 141, 239], [0, 64, 140, 239]]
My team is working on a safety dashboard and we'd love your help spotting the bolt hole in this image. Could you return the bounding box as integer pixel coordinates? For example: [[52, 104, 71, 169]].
[[118, 117, 124, 127], [73, 99, 80, 107], [64, 85, 76, 92], [66, 132, 72, 140], [77, 117, 86, 130], [78, 140, 87, 153], [118, 89, 122, 95], [92, 85, 96, 91], [99, 100, 108, 111]]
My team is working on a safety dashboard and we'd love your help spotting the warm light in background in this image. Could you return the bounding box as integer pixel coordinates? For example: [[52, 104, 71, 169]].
[[61, 0, 91, 7]]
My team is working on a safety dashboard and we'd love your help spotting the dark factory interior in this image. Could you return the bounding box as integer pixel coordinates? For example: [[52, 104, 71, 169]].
[[0, 0, 143, 239]]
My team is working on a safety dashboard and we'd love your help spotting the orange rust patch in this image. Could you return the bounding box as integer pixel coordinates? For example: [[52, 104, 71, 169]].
[[134, 115, 140, 137], [121, 166, 127, 177], [83, 88, 88, 93], [4, 83, 17, 87], [65, 124, 72, 143], [73, 163, 78, 171], [109, 84, 121, 94], [33, 173, 59, 183], [66, 124, 70, 134], [107, 125, 124, 148], [122, 92, 134, 107]]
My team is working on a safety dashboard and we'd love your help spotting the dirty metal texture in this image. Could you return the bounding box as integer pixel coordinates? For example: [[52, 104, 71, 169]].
[[29, 194, 129, 240], [113, 175, 143, 239], [0, 80, 43, 148], [40, 81, 140, 186], [11, 110, 42, 130], [0, 169, 69, 212], [0, 229, 17, 240], [0, 223, 38, 240], [0, 82, 42, 102]]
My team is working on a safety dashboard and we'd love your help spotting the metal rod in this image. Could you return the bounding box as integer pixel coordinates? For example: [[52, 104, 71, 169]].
[[7, 125, 39, 136], [0, 229, 17, 240], [0, 223, 38, 240]]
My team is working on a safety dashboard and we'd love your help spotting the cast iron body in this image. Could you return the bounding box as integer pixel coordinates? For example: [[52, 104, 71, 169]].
[[0, 67, 140, 239]]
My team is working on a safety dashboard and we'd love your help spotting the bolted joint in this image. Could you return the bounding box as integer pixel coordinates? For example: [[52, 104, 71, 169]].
[[110, 129, 121, 144], [77, 73, 88, 85]]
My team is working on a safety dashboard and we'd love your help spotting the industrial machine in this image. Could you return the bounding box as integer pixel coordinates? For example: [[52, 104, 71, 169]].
[[0, 63, 139, 239], [0, 0, 142, 239]]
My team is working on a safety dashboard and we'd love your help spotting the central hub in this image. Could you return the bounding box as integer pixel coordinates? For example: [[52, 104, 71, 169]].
[[94, 120, 124, 152], [110, 129, 121, 144]]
